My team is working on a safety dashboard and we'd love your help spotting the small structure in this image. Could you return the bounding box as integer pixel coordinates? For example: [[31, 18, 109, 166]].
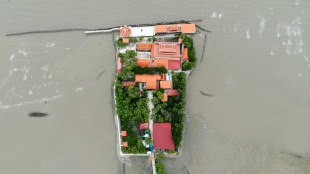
[[140, 122, 149, 129], [117, 57, 123, 73], [178, 38, 183, 44], [181, 24, 196, 33], [122, 38, 129, 43], [168, 60, 181, 70], [136, 43, 152, 51], [122, 142, 128, 147], [153, 123, 175, 150], [169, 24, 179, 31], [182, 48, 189, 61], [160, 80, 172, 89], [120, 26, 131, 37], [121, 131, 127, 136], [136, 58, 152, 68], [167, 89, 179, 96], [161, 93, 168, 102]]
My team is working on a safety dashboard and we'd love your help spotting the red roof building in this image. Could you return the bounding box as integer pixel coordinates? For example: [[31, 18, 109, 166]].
[[168, 60, 181, 70], [153, 123, 175, 150], [155, 25, 168, 33], [136, 43, 152, 50], [120, 26, 131, 37], [135, 74, 161, 89], [181, 24, 196, 33], [161, 93, 168, 102], [122, 38, 129, 43], [151, 42, 181, 60], [123, 82, 136, 87], [136, 58, 152, 68], [160, 80, 172, 89], [153, 59, 169, 69], [167, 89, 179, 96], [182, 48, 189, 61], [140, 122, 149, 129], [117, 57, 123, 73]]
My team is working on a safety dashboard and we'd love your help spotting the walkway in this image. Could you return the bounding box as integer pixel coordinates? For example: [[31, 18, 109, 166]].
[[147, 91, 156, 174]]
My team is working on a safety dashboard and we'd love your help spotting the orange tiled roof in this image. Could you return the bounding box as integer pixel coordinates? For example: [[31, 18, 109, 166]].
[[182, 48, 189, 60], [161, 93, 168, 102], [136, 58, 152, 68], [122, 38, 129, 43], [155, 25, 168, 33], [120, 26, 131, 37], [152, 42, 181, 60], [121, 131, 127, 136], [122, 142, 128, 147], [160, 80, 172, 89], [123, 82, 136, 87], [181, 24, 196, 33], [136, 74, 161, 89], [153, 59, 168, 69], [136, 43, 152, 50], [169, 24, 179, 31], [178, 38, 183, 44]]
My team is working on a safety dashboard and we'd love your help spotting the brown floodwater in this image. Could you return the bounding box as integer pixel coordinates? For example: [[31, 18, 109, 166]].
[[0, 0, 310, 173]]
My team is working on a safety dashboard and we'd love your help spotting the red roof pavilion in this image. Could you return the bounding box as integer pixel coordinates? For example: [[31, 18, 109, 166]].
[[153, 123, 175, 150], [120, 26, 131, 37]]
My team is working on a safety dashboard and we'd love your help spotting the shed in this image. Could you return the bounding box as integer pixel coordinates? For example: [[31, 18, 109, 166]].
[[168, 89, 179, 96], [182, 48, 189, 61], [140, 122, 149, 129], [121, 131, 127, 136], [117, 57, 123, 73]]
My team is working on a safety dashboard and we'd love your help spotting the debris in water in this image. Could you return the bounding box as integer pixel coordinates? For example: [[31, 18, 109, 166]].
[[28, 112, 49, 117]]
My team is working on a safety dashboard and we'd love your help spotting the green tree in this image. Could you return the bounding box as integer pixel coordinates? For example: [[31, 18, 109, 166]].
[[139, 36, 144, 41], [155, 162, 166, 174]]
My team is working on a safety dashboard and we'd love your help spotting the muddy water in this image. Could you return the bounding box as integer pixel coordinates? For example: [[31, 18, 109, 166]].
[[1, 0, 310, 174]]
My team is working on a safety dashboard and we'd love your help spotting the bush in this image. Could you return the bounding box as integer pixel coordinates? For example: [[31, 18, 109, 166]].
[[132, 66, 167, 75], [156, 153, 164, 160], [182, 61, 194, 71], [115, 38, 129, 47], [155, 162, 166, 174], [139, 36, 144, 41], [147, 38, 152, 42], [130, 37, 138, 43], [152, 36, 157, 41], [118, 53, 125, 57]]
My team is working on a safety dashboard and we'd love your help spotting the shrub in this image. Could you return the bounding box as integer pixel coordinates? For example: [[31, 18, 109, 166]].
[[139, 36, 144, 41], [115, 38, 129, 47], [156, 153, 164, 160], [182, 61, 194, 71], [155, 162, 166, 174], [147, 38, 152, 42], [152, 36, 157, 41], [130, 37, 138, 43], [118, 53, 125, 57]]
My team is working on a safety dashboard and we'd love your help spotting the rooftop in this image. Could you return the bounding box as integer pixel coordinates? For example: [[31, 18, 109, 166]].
[[155, 25, 168, 33], [153, 123, 175, 150], [161, 93, 168, 102], [136, 43, 152, 50], [135, 74, 161, 89], [182, 48, 189, 61], [136, 58, 152, 68], [168, 60, 181, 70], [181, 24, 196, 33], [153, 59, 169, 69], [120, 26, 131, 37], [160, 80, 172, 89], [151, 42, 181, 60]]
